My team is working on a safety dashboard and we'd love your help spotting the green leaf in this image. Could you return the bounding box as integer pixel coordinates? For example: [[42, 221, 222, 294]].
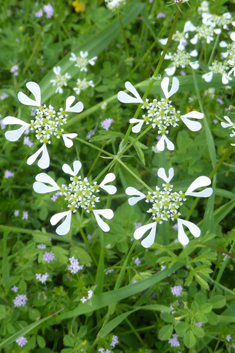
[[200, 303, 212, 314], [192, 326, 205, 338], [209, 295, 226, 309], [219, 315, 235, 323], [195, 274, 209, 290], [195, 292, 207, 306], [195, 312, 208, 323], [0, 309, 63, 349], [63, 335, 75, 348], [158, 325, 173, 341], [206, 311, 219, 325], [28, 309, 41, 321], [37, 335, 46, 348], [90, 130, 124, 142], [0, 305, 6, 320], [184, 330, 196, 348], [175, 322, 190, 337], [2, 232, 10, 289], [160, 312, 175, 324]]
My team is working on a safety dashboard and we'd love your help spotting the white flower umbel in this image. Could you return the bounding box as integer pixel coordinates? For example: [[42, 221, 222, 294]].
[[33, 161, 117, 235], [221, 116, 235, 146], [190, 24, 221, 45], [202, 60, 232, 85], [164, 49, 199, 76], [3, 82, 83, 169], [50, 66, 71, 94], [118, 78, 204, 151], [202, 12, 235, 30], [105, 0, 126, 11], [70, 51, 97, 72], [73, 78, 95, 95], [126, 168, 213, 247], [159, 21, 195, 50]]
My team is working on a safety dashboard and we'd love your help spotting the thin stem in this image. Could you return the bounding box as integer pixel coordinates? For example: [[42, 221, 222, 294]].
[[87, 141, 107, 178], [125, 317, 145, 346], [208, 33, 220, 67], [88, 313, 110, 351], [80, 227, 98, 266], [74, 136, 114, 158], [23, 35, 41, 75], [118, 12, 132, 82]]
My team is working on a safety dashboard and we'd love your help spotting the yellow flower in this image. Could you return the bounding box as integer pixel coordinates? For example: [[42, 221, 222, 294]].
[[186, 106, 196, 113], [72, 0, 85, 12]]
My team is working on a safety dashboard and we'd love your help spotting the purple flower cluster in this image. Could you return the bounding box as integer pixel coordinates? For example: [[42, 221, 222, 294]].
[[35, 4, 54, 18]]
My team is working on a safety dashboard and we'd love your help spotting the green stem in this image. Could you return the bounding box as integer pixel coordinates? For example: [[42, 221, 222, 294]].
[[208, 33, 220, 67], [80, 227, 98, 266], [118, 12, 132, 82], [23, 34, 41, 75], [74, 136, 114, 157], [87, 141, 107, 178], [89, 313, 110, 351], [125, 317, 145, 346], [186, 146, 233, 220]]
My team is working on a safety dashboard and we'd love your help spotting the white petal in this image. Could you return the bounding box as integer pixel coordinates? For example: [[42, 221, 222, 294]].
[[177, 218, 201, 246], [185, 176, 212, 197], [165, 66, 176, 76], [221, 116, 233, 128], [118, 82, 143, 104], [190, 61, 199, 70], [129, 119, 144, 133], [3, 116, 29, 126], [202, 72, 213, 82], [220, 41, 228, 48], [158, 167, 174, 183], [125, 187, 145, 205], [161, 77, 179, 98], [190, 34, 198, 45], [228, 67, 235, 76], [222, 74, 232, 85], [99, 173, 117, 195], [33, 173, 60, 194], [230, 32, 235, 41], [27, 144, 50, 169], [62, 133, 78, 148], [50, 211, 72, 236], [18, 82, 41, 106], [62, 160, 82, 176], [184, 21, 196, 32], [178, 40, 186, 51], [159, 38, 168, 45], [3, 117, 30, 141], [164, 53, 172, 60], [93, 209, 114, 232], [181, 111, 204, 132], [156, 135, 175, 151], [214, 29, 221, 35], [190, 49, 198, 57], [134, 222, 157, 248], [65, 96, 84, 113]]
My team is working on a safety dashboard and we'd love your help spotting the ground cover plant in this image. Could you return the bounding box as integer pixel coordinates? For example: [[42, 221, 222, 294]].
[[1, 0, 235, 352]]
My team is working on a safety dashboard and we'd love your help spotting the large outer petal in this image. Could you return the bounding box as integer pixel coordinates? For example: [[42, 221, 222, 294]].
[[27, 144, 50, 169], [62, 161, 82, 176], [18, 82, 41, 106], [125, 187, 145, 205], [185, 176, 212, 197], [62, 133, 78, 148], [93, 209, 114, 232], [3, 116, 30, 141], [181, 111, 204, 132], [65, 96, 84, 113], [161, 77, 179, 98], [50, 210, 72, 236], [156, 135, 175, 151], [158, 167, 174, 183], [33, 173, 60, 194], [99, 173, 117, 195], [177, 218, 201, 246], [118, 82, 143, 104], [134, 222, 157, 248]]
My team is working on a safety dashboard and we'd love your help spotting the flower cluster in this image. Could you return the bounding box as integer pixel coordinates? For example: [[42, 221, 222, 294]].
[[13, 294, 28, 307], [221, 116, 235, 146], [105, 0, 126, 11], [16, 336, 28, 347], [70, 51, 97, 72], [126, 168, 212, 247], [118, 77, 204, 151], [81, 289, 93, 303], [3, 82, 83, 169], [33, 161, 117, 235], [50, 67, 71, 94], [36, 273, 49, 284], [68, 256, 84, 274]]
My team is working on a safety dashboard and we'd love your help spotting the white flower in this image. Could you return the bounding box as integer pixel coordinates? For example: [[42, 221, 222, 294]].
[[118, 78, 204, 151], [202, 60, 232, 85], [81, 289, 93, 303], [3, 82, 83, 169], [33, 161, 117, 235], [221, 116, 235, 146], [69, 51, 97, 72], [164, 49, 199, 76], [73, 78, 95, 95], [105, 0, 126, 11], [159, 21, 195, 50], [125, 167, 213, 247], [50, 66, 71, 94], [198, 1, 210, 15], [190, 23, 221, 45], [202, 12, 235, 30]]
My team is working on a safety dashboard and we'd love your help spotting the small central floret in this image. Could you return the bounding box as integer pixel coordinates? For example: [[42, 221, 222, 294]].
[[210, 60, 228, 74], [196, 24, 214, 40], [141, 98, 181, 135], [30, 105, 67, 144], [145, 182, 186, 223], [60, 176, 100, 213], [171, 50, 191, 67]]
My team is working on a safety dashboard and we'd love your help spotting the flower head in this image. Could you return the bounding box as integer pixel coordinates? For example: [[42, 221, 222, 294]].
[[0, 93, 9, 100], [43, 4, 54, 18], [36, 273, 49, 283], [13, 294, 28, 307], [171, 285, 183, 297], [169, 334, 180, 347], [118, 78, 204, 151], [226, 334, 232, 342], [101, 118, 113, 130], [110, 335, 119, 348], [68, 256, 84, 274], [50, 66, 71, 94], [35, 9, 43, 17], [164, 49, 199, 75], [11, 286, 18, 293], [5, 170, 14, 179], [73, 78, 94, 95], [16, 336, 28, 347], [70, 51, 97, 72], [33, 161, 117, 235], [3, 81, 83, 169], [221, 115, 235, 146], [43, 251, 55, 263], [72, 0, 85, 12], [125, 168, 213, 247], [105, 0, 126, 11], [202, 60, 232, 85], [37, 244, 46, 249]]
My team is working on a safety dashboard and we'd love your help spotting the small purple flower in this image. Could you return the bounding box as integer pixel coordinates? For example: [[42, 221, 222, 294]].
[[43, 4, 54, 18], [105, 269, 114, 275], [10, 65, 19, 73], [68, 256, 84, 274], [36, 273, 49, 284], [5, 170, 14, 179], [43, 251, 55, 263], [133, 256, 141, 266], [217, 98, 224, 105], [0, 93, 9, 100], [51, 191, 60, 201], [14, 210, 19, 217], [31, 107, 36, 116], [195, 322, 203, 327], [180, 71, 186, 76], [13, 294, 28, 307], [16, 336, 28, 347], [173, 223, 178, 231], [226, 334, 232, 342], [23, 136, 33, 147], [116, 43, 121, 48], [213, 119, 218, 124], [161, 265, 166, 270], [11, 286, 18, 293], [110, 335, 119, 348], [14, 72, 19, 76], [157, 12, 166, 19], [37, 244, 46, 249], [133, 222, 142, 230], [171, 285, 183, 297], [22, 211, 28, 220], [35, 9, 43, 17], [101, 118, 113, 130], [87, 234, 92, 240], [15, 38, 19, 43], [169, 334, 180, 347], [86, 129, 95, 139], [0, 119, 6, 129]]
